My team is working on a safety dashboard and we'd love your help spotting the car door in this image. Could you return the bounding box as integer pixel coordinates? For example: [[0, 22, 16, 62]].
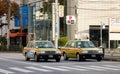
[[68, 41, 79, 58], [63, 41, 72, 57], [26, 42, 35, 58]]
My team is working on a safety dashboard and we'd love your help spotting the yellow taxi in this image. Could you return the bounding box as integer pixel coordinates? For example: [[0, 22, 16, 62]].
[[59, 40, 104, 61], [23, 40, 61, 62]]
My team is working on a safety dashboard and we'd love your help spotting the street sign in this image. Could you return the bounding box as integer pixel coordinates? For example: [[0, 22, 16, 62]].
[[59, 5, 64, 17], [66, 15, 76, 25]]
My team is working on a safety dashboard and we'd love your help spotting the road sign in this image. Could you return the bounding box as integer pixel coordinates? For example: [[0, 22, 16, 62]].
[[66, 15, 76, 25]]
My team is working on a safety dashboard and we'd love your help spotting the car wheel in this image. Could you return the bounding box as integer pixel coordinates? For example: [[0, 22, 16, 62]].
[[35, 54, 39, 62], [76, 54, 81, 61], [63, 53, 68, 60], [96, 57, 102, 62], [44, 59, 48, 62], [56, 58, 61, 62], [25, 53, 30, 61]]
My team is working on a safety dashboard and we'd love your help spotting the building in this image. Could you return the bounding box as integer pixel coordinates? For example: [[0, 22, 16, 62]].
[[0, 0, 27, 48], [25, 0, 120, 48], [67, 0, 120, 48]]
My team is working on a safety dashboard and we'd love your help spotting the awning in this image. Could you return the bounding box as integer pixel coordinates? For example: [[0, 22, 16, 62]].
[[5, 32, 26, 38]]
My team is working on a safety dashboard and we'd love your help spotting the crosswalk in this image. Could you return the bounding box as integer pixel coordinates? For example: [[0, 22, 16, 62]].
[[0, 65, 120, 73]]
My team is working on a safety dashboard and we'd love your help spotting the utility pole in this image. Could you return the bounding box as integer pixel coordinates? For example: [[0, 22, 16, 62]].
[[7, 0, 11, 50], [19, 0, 23, 49], [55, 0, 59, 48]]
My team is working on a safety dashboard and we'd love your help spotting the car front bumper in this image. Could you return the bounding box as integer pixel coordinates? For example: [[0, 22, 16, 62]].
[[79, 53, 104, 59], [37, 54, 61, 59]]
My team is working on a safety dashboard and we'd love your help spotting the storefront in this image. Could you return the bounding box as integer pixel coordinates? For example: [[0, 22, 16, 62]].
[[28, 1, 53, 41]]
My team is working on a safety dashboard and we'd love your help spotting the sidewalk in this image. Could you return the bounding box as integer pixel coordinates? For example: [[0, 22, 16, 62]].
[[104, 48, 120, 61]]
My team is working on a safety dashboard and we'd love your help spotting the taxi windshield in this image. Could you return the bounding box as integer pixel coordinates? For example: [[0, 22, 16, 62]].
[[76, 41, 95, 48], [36, 42, 54, 48]]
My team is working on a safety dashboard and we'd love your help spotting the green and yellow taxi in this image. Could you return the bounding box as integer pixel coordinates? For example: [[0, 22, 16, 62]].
[[23, 40, 61, 62], [60, 40, 104, 61]]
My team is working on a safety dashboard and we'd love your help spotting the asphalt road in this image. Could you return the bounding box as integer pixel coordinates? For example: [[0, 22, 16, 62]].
[[0, 52, 120, 74]]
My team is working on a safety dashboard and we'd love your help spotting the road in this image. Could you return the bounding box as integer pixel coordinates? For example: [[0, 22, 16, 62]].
[[0, 52, 120, 74]]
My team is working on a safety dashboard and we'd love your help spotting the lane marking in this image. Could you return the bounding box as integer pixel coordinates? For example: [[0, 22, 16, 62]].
[[41, 66, 70, 71], [9, 67, 34, 73], [0, 68, 14, 74], [26, 66, 52, 72]]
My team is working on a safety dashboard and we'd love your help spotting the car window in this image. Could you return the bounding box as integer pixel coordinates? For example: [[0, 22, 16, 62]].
[[76, 41, 95, 48], [36, 42, 54, 48], [65, 41, 72, 48], [76, 41, 82, 48], [71, 42, 75, 48], [27, 42, 32, 48]]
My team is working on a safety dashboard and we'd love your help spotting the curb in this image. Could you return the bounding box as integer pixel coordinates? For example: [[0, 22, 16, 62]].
[[103, 57, 120, 61]]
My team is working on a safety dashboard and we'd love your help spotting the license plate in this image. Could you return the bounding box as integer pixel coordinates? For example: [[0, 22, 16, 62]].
[[49, 55, 53, 58], [91, 55, 96, 57]]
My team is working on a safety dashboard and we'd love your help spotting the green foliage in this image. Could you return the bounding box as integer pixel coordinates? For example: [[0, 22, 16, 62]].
[[58, 37, 69, 46], [0, 36, 7, 51], [0, 36, 6, 45]]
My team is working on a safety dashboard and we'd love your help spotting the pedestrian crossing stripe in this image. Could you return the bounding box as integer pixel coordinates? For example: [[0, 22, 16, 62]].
[[103, 65, 120, 69], [0, 65, 120, 73], [41, 66, 70, 71], [26, 66, 52, 72], [9, 67, 34, 73], [58, 66, 88, 71], [0, 68, 14, 74], [75, 66, 106, 71], [89, 66, 120, 70]]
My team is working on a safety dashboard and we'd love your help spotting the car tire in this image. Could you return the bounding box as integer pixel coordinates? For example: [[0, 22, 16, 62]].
[[25, 53, 30, 61], [56, 58, 61, 62], [35, 54, 39, 62], [63, 53, 68, 60], [44, 59, 48, 62], [96, 57, 102, 62]]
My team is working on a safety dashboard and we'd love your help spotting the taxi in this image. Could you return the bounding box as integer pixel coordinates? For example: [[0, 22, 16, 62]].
[[23, 40, 61, 62], [59, 40, 104, 61]]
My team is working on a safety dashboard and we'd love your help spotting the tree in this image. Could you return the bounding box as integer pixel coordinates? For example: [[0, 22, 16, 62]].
[[0, 0, 19, 17]]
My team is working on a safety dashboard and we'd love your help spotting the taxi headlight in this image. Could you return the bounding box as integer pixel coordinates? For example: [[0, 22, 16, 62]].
[[82, 50, 88, 53], [98, 50, 103, 53], [56, 51, 61, 54]]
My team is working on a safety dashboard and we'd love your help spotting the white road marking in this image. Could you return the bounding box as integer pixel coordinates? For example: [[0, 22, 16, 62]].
[[26, 66, 52, 72], [89, 66, 120, 70], [41, 66, 70, 71], [75, 66, 106, 71], [0, 68, 14, 74], [9, 67, 34, 73], [58, 66, 88, 71]]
